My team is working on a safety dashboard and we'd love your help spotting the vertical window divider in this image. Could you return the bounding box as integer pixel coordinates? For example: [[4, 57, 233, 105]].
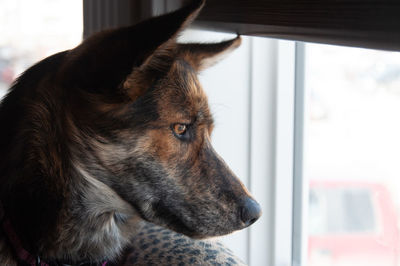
[[248, 37, 279, 266], [292, 42, 306, 266], [247, 37, 254, 266], [272, 40, 296, 266]]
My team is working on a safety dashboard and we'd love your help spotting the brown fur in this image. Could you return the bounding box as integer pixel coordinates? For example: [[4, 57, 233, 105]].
[[0, 0, 260, 264]]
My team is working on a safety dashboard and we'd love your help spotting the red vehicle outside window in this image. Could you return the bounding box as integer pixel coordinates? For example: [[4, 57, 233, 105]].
[[309, 181, 400, 266]]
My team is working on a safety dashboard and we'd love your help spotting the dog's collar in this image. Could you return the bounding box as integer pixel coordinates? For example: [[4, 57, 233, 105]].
[[0, 203, 109, 266]]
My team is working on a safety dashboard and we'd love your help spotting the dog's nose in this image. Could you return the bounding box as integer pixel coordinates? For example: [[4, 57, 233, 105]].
[[240, 198, 262, 227]]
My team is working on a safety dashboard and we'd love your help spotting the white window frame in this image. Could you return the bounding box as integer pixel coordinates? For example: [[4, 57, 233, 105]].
[[292, 42, 307, 266], [245, 39, 306, 266], [247, 40, 307, 266]]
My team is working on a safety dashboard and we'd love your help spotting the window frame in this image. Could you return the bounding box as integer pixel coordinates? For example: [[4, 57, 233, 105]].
[[292, 42, 307, 266], [193, 0, 400, 52]]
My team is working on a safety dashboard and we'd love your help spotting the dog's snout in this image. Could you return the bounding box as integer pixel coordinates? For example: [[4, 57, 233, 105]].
[[240, 198, 262, 227]]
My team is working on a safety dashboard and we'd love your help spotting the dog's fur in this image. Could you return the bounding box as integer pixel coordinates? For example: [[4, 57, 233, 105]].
[[0, 0, 260, 264]]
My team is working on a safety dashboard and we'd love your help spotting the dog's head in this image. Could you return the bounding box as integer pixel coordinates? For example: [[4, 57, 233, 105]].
[[64, 0, 261, 238]]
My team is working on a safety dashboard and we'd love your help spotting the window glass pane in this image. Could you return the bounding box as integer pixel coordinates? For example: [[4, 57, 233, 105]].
[[310, 187, 376, 235], [0, 0, 82, 99], [305, 43, 400, 266]]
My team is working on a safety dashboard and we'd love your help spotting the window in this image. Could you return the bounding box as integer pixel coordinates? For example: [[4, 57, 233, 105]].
[[0, 0, 82, 99], [304, 44, 400, 266], [309, 187, 377, 235]]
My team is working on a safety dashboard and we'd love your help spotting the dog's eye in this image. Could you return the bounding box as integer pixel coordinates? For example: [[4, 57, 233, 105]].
[[173, 123, 187, 136], [171, 123, 192, 141]]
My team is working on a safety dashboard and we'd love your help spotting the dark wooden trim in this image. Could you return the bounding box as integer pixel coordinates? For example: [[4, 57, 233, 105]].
[[83, 0, 154, 38], [194, 0, 400, 51], [83, 0, 400, 50]]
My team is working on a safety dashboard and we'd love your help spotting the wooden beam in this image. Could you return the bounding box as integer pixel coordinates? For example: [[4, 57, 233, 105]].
[[193, 0, 400, 51]]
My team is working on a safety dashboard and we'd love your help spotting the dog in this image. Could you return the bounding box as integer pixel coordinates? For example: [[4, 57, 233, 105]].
[[0, 0, 261, 265]]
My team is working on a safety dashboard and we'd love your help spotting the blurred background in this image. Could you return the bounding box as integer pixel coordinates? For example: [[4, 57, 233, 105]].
[[0, 0, 82, 98], [305, 44, 400, 266]]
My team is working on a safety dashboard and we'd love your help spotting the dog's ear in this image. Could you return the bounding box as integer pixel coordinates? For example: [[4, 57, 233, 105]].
[[177, 36, 242, 72], [63, 0, 205, 99]]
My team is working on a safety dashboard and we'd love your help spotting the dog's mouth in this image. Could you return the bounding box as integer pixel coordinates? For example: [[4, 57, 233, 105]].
[[128, 199, 200, 237], [127, 197, 249, 239], [151, 201, 201, 237]]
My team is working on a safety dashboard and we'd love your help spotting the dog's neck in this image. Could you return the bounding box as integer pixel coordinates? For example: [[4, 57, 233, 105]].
[[0, 164, 140, 264], [0, 211, 110, 266], [43, 164, 141, 263]]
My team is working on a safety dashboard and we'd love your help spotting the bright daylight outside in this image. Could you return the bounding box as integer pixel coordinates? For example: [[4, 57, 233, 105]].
[[0, 0, 82, 99], [305, 44, 400, 266]]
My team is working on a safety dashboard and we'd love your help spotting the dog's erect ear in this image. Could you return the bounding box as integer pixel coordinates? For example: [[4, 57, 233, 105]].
[[63, 0, 205, 98], [124, 36, 242, 100], [177, 36, 242, 71]]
